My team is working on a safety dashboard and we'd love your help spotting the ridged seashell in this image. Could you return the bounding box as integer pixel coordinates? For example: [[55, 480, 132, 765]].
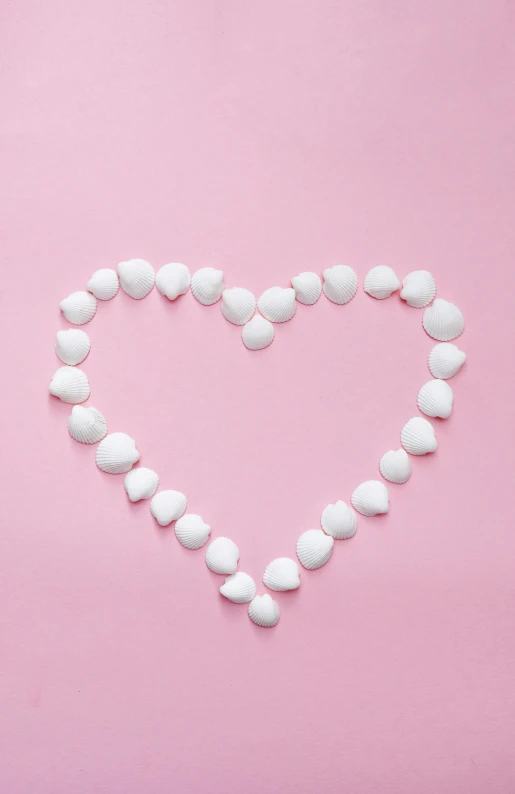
[[248, 594, 280, 628], [117, 259, 155, 299], [60, 291, 97, 325], [48, 366, 90, 404], [351, 480, 390, 516], [417, 379, 454, 419], [422, 298, 464, 341], [379, 449, 412, 484], [55, 329, 90, 365], [68, 405, 107, 444], [96, 432, 140, 474], [263, 558, 301, 591], [291, 272, 322, 305], [401, 417, 437, 455], [124, 467, 160, 502], [296, 529, 334, 570], [150, 490, 187, 526], [321, 500, 357, 539], [322, 265, 358, 305], [174, 514, 211, 549], [428, 343, 466, 379], [221, 287, 256, 325], [220, 572, 256, 604], [156, 263, 191, 300], [191, 267, 224, 305], [363, 266, 401, 299], [205, 537, 240, 574], [87, 268, 119, 300], [258, 287, 296, 323], [400, 270, 436, 308], [241, 314, 274, 351]]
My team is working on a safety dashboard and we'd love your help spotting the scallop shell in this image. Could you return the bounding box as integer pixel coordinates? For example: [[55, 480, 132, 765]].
[[258, 287, 296, 323], [241, 314, 275, 351], [379, 449, 412, 484], [322, 265, 359, 305], [401, 417, 438, 455], [428, 343, 466, 379], [321, 500, 357, 539], [263, 557, 301, 591], [55, 329, 91, 365], [87, 268, 119, 300], [60, 291, 97, 325], [117, 259, 155, 299], [191, 267, 224, 305], [400, 270, 436, 308], [351, 480, 390, 516], [124, 467, 160, 502], [174, 514, 211, 550], [221, 287, 256, 325], [205, 537, 240, 574], [248, 594, 280, 628], [68, 405, 107, 444], [95, 432, 140, 474], [220, 572, 256, 604], [156, 263, 191, 300], [150, 490, 187, 527], [291, 272, 322, 305], [363, 266, 401, 299], [296, 529, 334, 570], [48, 366, 90, 404], [417, 379, 454, 419], [422, 298, 464, 341]]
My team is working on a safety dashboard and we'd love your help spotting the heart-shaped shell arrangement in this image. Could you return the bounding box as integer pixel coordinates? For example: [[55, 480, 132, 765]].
[[49, 259, 466, 628]]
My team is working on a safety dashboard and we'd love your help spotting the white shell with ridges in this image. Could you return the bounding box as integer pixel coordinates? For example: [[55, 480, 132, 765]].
[[296, 529, 334, 570], [291, 272, 322, 305], [263, 558, 301, 591], [48, 366, 90, 404], [401, 417, 438, 455], [124, 467, 160, 502], [96, 432, 140, 474], [417, 379, 454, 419], [428, 343, 466, 379], [364, 266, 401, 299], [191, 267, 224, 305], [174, 514, 211, 549], [205, 537, 240, 574], [423, 298, 464, 341], [60, 291, 97, 325], [87, 269, 119, 300], [220, 572, 256, 604], [379, 449, 412, 484], [150, 490, 187, 526], [321, 500, 357, 539], [322, 265, 358, 304], [351, 480, 390, 516], [117, 259, 155, 299], [258, 287, 296, 323], [156, 263, 191, 300], [248, 594, 280, 627], [400, 270, 436, 308], [55, 329, 90, 365], [68, 405, 107, 444], [221, 288, 256, 325], [241, 314, 274, 351]]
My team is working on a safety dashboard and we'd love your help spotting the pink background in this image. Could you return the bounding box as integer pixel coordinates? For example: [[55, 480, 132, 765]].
[[1, 2, 515, 792]]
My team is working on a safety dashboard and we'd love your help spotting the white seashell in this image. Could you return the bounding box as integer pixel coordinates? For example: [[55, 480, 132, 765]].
[[428, 343, 466, 379], [351, 480, 390, 516], [322, 265, 358, 305], [241, 314, 274, 351], [400, 270, 436, 308], [258, 286, 296, 323], [60, 291, 97, 325], [321, 500, 357, 539], [379, 449, 412, 484], [87, 268, 119, 300], [156, 263, 191, 300], [422, 298, 464, 341], [220, 572, 256, 604], [417, 379, 454, 419], [263, 558, 300, 591], [221, 287, 256, 325], [174, 514, 211, 549], [291, 272, 322, 305], [96, 432, 140, 474], [248, 594, 280, 628], [124, 467, 160, 502], [191, 267, 224, 305], [55, 329, 90, 365], [48, 366, 90, 404], [363, 266, 401, 299], [205, 537, 240, 574], [68, 405, 107, 444], [150, 490, 187, 527], [401, 417, 438, 455], [296, 529, 334, 570], [117, 259, 155, 299]]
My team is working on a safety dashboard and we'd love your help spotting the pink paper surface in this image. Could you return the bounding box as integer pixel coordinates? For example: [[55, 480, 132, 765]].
[[1, 2, 515, 792]]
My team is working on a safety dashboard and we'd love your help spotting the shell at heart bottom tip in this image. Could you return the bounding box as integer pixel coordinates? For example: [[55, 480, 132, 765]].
[[248, 594, 280, 627], [241, 314, 275, 350]]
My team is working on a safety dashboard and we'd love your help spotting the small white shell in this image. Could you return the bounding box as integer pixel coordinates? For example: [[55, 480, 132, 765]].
[[241, 314, 275, 351], [428, 343, 466, 379], [150, 490, 187, 527], [60, 291, 97, 325], [191, 267, 224, 305], [417, 379, 454, 419], [401, 417, 438, 455], [400, 270, 436, 308], [248, 594, 280, 628], [322, 265, 358, 305], [263, 557, 300, 591], [379, 449, 412, 484], [296, 529, 334, 570], [124, 467, 160, 502], [351, 480, 390, 516], [220, 572, 256, 604], [96, 432, 140, 474], [205, 537, 240, 574], [48, 366, 90, 404], [221, 287, 256, 325], [321, 500, 357, 539], [363, 266, 401, 299], [68, 405, 107, 444], [55, 329, 90, 365], [423, 298, 464, 341], [291, 272, 322, 305], [258, 286, 296, 323], [87, 268, 119, 300], [174, 514, 211, 550], [117, 259, 155, 299], [156, 263, 191, 300]]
